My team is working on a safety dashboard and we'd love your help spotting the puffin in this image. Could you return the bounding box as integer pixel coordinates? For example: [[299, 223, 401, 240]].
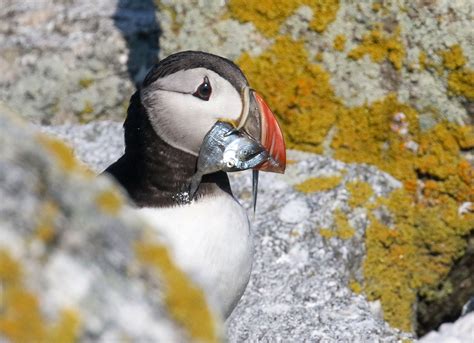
[[104, 51, 286, 319]]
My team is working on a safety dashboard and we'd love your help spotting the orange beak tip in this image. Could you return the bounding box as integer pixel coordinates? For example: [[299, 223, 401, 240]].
[[253, 92, 286, 174]]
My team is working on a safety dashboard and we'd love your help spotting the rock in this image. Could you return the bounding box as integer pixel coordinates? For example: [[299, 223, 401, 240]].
[[0, 106, 222, 342], [0, 0, 160, 124], [42, 120, 413, 341], [418, 312, 474, 343]]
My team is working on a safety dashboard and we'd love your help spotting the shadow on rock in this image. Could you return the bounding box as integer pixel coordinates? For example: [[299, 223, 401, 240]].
[[114, 0, 160, 86]]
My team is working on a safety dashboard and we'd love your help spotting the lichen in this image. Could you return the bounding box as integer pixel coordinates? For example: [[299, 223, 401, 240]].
[[348, 25, 405, 70], [238, 30, 473, 332], [364, 188, 473, 331], [0, 250, 81, 343], [80, 101, 94, 116], [307, 0, 340, 33], [34, 201, 59, 243], [448, 67, 474, 100], [95, 189, 123, 215], [37, 135, 79, 172], [333, 34, 346, 52], [37, 134, 92, 176], [333, 209, 355, 239], [347, 181, 374, 208], [238, 36, 341, 152], [439, 44, 466, 71], [349, 279, 362, 294], [228, 0, 339, 37], [295, 176, 342, 193], [78, 78, 94, 89], [318, 209, 355, 240], [135, 241, 218, 342]]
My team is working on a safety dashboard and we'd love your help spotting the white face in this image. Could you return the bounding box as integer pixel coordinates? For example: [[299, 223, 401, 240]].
[[141, 68, 243, 155]]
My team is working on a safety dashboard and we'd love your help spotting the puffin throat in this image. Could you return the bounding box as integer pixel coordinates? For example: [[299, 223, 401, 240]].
[[104, 91, 231, 208]]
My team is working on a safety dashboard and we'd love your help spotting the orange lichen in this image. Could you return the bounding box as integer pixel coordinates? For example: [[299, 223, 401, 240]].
[[96, 189, 123, 215], [228, 0, 339, 37], [0, 250, 81, 343], [135, 241, 218, 342], [295, 176, 342, 193], [333, 34, 346, 51], [348, 25, 405, 69]]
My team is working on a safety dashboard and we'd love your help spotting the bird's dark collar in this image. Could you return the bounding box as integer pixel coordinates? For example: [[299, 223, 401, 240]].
[[104, 91, 232, 208]]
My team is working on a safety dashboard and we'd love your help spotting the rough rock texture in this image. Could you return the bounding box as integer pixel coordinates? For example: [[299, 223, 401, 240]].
[[0, 107, 222, 342], [418, 312, 474, 343], [42, 120, 413, 341], [0, 0, 157, 124]]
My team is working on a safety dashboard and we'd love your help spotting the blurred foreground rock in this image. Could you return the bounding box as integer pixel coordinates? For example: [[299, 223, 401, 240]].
[[0, 107, 221, 342]]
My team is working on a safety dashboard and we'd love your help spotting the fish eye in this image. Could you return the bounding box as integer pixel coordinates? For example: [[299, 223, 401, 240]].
[[193, 76, 212, 101]]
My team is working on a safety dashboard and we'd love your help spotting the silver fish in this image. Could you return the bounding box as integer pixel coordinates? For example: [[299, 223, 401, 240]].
[[189, 121, 268, 209]]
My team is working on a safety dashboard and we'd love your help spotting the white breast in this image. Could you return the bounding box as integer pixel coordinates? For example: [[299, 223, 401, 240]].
[[137, 192, 253, 318]]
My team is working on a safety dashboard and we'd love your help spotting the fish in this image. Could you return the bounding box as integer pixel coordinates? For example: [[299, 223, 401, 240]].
[[189, 121, 269, 212]]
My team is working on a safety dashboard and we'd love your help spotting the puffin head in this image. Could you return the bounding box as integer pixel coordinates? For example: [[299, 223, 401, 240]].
[[139, 51, 285, 173]]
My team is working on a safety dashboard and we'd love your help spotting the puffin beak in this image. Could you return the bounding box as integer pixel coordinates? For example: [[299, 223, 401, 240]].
[[241, 90, 286, 174]]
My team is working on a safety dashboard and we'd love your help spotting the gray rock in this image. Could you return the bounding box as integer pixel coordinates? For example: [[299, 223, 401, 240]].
[[418, 312, 474, 343], [42, 120, 413, 342], [0, 106, 222, 342], [0, 0, 161, 124]]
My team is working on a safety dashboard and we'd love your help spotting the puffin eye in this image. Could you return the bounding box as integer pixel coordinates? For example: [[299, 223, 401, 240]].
[[193, 76, 212, 101]]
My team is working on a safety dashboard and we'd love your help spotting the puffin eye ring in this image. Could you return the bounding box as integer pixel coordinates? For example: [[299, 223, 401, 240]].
[[193, 76, 212, 101]]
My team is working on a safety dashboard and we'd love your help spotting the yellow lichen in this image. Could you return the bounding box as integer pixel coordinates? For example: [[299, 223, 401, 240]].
[[418, 51, 427, 70], [333, 34, 346, 52], [237, 26, 473, 332], [95, 189, 123, 215], [81, 101, 94, 115], [78, 78, 94, 89], [448, 67, 474, 100], [0, 250, 81, 343], [295, 176, 342, 193], [35, 201, 59, 243], [333, 209, 355, 239], [348, 25, 405, 69], [349, 279, 362, 294], [135, 241, 218, 342], [440, 44, 466, 70], [318, 209, 355, 240], [37, 135, 79, 172], [228, 0, 339, 37], [347, 181, 374, 208], [307, 0, 340, 33], [332, 94, 420, 181], [319, 228, 334, 239], [37, 134, 92, 176], [364, 189, 473, 331]]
